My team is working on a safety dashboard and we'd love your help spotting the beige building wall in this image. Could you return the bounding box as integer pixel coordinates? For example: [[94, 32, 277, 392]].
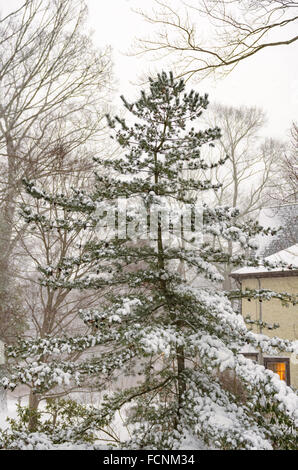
[[241, 275, 298, 389]]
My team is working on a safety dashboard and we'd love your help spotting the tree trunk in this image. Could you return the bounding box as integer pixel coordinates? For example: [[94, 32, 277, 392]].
[[0, 341, 7, 416], [176, 344, 186, 410], [28, 390, 40, 432], [0, 367, 7, 416]]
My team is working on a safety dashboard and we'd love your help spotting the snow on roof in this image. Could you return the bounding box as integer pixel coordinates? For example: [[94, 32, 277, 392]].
[[231, 244, 298, 277]]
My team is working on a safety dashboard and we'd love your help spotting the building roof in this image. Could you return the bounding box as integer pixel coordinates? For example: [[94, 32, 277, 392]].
[[230, 244, 298, 279]]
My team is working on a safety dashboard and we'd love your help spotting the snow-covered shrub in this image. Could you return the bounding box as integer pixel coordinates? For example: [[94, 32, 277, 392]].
[[0, 399, 113, 449]]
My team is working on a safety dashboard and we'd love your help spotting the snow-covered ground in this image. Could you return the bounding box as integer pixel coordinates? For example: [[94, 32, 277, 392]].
[[0, 393, 206, 450]]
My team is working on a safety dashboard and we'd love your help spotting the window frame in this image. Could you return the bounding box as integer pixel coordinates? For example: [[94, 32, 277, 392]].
[[242, 352, 258, 362], [263, 357, 291, 385]]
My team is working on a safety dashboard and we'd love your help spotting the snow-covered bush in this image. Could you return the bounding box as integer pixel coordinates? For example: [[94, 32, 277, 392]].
[[0, 398, 118, 450]]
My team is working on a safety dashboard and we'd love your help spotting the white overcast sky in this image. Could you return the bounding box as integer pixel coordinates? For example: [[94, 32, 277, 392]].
[[2, 0, 297, 141], [87, 0, 298, 142]]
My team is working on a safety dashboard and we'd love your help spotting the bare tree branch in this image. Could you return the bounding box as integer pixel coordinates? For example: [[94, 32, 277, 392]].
[[133, 0, 298, 80]]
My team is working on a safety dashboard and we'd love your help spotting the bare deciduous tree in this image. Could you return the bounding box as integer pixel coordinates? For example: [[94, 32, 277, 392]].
[[198, 104, 281, 288], [0, 0, 112, 274], [0, 0, 112, 414], [203, 104, 280, 213], [268, 122, 298, 204]]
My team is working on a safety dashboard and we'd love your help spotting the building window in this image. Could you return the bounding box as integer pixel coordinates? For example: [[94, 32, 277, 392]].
[[263, 358, 290, 385], [242, 353, 258, 363], [242, 354, 291, 385]]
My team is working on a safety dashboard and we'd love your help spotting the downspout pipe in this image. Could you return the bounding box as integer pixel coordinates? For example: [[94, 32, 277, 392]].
[[257, 277, 264, 366]]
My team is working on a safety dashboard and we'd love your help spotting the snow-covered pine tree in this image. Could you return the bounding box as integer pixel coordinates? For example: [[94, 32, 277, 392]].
[[1, 72, 297, 450]]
